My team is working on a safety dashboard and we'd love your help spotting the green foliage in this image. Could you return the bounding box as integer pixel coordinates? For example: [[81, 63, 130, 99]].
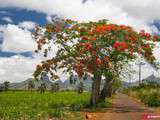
[[0, 86, 3, 92], [77, 82, 84, 94], [38, 83, 47, 94], [124, 84, 160, 107], [48, 108, 65, 118], [84, 98, 112, 112], [70, 103, 85, 111], [3, 81, 10, 91], [28, 80, 35, 91], [137, 90, 160, 107], [112, 78, 122, 94]]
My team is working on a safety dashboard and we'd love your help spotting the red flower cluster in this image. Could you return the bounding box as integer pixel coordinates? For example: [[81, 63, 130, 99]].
[[96, 24, 117, 33], [113, 41, 128, 51], [120, 25, 128, 30], [139, 30, 151, 39], [82, 36, 88, 40], [125, 35, 137, 43], [104, 56, 109, 62], [94, 57, 101, 66], [106, 24, 116, 31], [153, 35, 159, 39], [82, 36, 96, 41], [96, 25, 107, 33], [80, 42, 96, 55], [89, 37, 96, 41]]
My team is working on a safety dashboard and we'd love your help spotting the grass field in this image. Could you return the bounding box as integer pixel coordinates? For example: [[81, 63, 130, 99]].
[[0, 91, 91, 120]]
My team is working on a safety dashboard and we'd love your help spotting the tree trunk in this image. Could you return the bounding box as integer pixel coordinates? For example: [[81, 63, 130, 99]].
[[90, 73, 102, 106], [99, 77, 113, 101]]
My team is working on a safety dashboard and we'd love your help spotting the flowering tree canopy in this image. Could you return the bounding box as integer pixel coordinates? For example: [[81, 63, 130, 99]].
[[33, 18, 159, 80]]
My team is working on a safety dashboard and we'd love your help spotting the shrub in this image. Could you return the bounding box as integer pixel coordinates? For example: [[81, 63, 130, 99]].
[[137, 90, 160, 107], [50, 108, 65, 118], [144, 92, 160, 107]]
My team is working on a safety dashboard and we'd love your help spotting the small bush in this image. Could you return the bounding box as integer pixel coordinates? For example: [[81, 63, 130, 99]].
[[143, 92, 160, 107], [70, 104, 84, 111], [125, 84, 160, 107]]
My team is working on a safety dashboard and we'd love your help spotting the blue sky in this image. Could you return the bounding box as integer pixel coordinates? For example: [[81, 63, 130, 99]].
[[0, 0, 160, 83], [0, 8, 47, 25]]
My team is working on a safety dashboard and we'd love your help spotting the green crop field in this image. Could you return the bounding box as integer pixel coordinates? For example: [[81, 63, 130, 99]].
[[0, 91, 90, 120]]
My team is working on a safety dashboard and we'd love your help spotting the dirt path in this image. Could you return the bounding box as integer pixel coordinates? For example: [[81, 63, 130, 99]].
[[85, 93, 160, 120]]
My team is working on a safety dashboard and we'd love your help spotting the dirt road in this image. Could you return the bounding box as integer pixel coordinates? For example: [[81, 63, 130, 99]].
[[85, 94, 160, 120]]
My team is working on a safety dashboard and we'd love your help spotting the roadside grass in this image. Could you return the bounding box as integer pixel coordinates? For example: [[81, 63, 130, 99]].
[[124, 84, 160, 107]]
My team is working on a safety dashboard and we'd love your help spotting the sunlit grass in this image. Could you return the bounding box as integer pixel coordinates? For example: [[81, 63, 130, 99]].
[[0, 91, 90, 120]]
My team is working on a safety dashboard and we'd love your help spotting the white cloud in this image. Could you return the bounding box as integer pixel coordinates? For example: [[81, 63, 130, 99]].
[[0, 55, 41, 83], [2, 16, 13, 23], [0, 0, 160, 31], [1, 24, 36, 52], [151, 25, 160, 35], [1, 0, 160, 83], [0, 23, 62, 83], [124, 60, 158, 82], [0, 54, 69, 83], [19, 21, 36, 30]]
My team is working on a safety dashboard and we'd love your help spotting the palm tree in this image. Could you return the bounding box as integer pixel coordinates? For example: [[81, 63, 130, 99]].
[[3, 81, 10, 91], [28, 80, 35, 92]]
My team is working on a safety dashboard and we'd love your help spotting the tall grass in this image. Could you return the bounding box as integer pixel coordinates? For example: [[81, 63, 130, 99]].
[[124, 84, 160, 107], [0, 91, 90, 120]]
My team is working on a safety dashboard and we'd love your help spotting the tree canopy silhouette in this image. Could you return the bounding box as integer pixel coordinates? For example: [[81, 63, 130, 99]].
[[33, 17, 159, 105]]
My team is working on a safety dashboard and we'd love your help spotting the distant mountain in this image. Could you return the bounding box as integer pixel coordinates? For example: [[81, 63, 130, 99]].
[[3, 74, 94, 91], [62, 74, 93, 91], [126, 74, 160, 87], [121, 81, 130, 88], [9, 77, 54, 90], [142, 74, 160, 84]]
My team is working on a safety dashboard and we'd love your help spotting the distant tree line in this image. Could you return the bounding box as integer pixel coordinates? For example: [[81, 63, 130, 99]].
[[27, 80, 61, 94], [0, 79, 85, 94]]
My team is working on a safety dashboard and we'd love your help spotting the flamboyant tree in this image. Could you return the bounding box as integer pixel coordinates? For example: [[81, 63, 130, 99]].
[[33, 17, 159, 105]]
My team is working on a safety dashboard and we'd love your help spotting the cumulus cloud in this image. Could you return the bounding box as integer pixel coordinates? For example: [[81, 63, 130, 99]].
[[18, 21, 36, 30], [0, 23, 62, 83], [0, 0, 160, 31], [0, 55, 40, 83], [1, 24, 36, 52], [0, 54, 69, 83], [151, 25, 160, 35], [2, 16, 13, 23]]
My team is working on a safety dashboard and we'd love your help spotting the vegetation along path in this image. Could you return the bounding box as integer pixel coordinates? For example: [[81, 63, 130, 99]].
[[85, 93, 160, 120]]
